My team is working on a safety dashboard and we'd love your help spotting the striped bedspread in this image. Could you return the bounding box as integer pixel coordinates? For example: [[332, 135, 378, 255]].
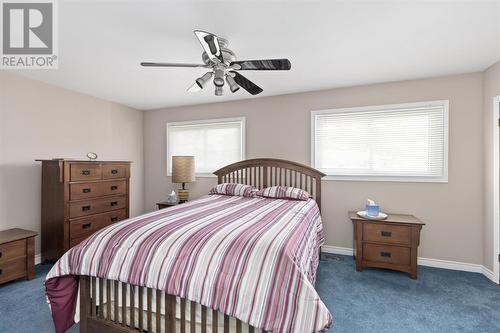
[[45, 194, 332, 333]]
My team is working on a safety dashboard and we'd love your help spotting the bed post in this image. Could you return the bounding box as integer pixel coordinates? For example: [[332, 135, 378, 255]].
[[316, 178, 323, 260], [80, 276, 90, 333], [316, 177, 322, 212]]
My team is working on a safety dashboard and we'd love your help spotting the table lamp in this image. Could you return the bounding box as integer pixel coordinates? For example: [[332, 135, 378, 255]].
[[172, 156, 195, 203]]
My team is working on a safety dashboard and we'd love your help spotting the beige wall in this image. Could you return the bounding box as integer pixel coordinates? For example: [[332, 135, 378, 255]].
[[483, 60, 500, 270], [144, 73, 485, 265], [0, 72, 144, 256], [1, 68, 492, 267]]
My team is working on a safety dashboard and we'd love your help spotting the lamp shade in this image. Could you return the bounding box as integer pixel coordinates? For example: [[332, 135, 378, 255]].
[[172, 156, 195, 183]]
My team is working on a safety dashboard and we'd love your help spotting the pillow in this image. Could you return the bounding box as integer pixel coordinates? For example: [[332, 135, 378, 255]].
[[256, 186, 310, 201], [209, 183, 257, 197]]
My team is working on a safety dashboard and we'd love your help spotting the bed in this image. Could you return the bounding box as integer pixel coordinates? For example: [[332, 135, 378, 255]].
[[45, 158, 331, 333]]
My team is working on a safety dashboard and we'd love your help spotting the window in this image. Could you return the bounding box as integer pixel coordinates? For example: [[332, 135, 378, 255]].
[[311, 101, 448, 182], [167, 117, 245, 175]]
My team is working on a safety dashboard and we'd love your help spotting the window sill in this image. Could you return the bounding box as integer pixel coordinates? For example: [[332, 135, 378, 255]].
[[321, 175, 448, 183]]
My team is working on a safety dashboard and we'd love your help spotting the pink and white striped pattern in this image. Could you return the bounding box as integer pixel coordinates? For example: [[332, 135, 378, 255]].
[[257, 186, 311, 201], [45, 195, 332, 333], [209, 183, 257, 197]]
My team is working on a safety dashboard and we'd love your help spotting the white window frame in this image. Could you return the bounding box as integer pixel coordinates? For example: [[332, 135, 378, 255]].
[[311, 100, 449, 182], [166, 117, 246, 178]]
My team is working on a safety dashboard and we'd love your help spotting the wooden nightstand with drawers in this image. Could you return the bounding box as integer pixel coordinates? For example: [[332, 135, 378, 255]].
[[349, 212, 425, 279], [0, 228, 38, 284], [156, 201, 178, 210]]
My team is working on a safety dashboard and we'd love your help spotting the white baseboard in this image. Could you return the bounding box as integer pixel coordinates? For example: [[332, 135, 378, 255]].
[[35, 254, 41, 265], [417, 257, 483, 273], [482, 266, 498, 283], [321, 245, 499, 284], [321, 245, 354, 256]]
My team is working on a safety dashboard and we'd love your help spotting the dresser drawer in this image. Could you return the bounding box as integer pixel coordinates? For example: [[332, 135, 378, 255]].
[[69, 196, 127, 218], [363, 243, 411, 265], [70, 235, 90, 248], [0, 239, 26, 264], [70, 163, 102, 181], [0, 257, 26, 284], [70, 209, 127, 240], [70, 180, 127, 200], [363, 223, 411, 245], [102, 164, 129, 179]]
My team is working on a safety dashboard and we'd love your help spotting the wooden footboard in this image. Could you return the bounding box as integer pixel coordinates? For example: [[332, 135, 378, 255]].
[[79, 276, 261, 333]]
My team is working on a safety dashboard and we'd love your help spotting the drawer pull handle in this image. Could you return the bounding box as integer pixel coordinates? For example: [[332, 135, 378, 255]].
[[381, 231, 392, 237], [380, 251, 391, 258], [81, 170, 91, 176], [111, 169, 118, 174], [110, 201, 118, 206], [111, 217, 118, 222], [82, 205, 91, 211], [0, 251, 2, 258], [82, 188, 91, 193], [82, 223, 92, 229], [0, 268, 2, 275], [110, 186, 118, 191]]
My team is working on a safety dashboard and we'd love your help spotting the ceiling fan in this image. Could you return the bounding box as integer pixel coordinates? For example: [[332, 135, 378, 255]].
[[140, 30, 291, 96]]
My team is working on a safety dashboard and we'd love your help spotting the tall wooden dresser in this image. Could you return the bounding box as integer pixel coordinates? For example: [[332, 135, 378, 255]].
[[37, 160, 131, 262]]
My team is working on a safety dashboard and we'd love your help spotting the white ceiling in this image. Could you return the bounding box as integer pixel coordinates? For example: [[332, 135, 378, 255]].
[[16, 0, 500, 110]]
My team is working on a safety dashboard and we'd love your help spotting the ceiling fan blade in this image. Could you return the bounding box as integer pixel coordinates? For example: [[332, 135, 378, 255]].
[[194, 30, 224, 63], [231, 72, 263, 95], [140, 62, 208, 68], [187, 82, 202, 92], [230, 59, 291, 70]]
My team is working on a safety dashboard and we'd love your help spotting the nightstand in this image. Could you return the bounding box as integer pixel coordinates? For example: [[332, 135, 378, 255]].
[[156, 202, 178, 210], [0, 228, 38, 284], [349, 211, 425, 279]]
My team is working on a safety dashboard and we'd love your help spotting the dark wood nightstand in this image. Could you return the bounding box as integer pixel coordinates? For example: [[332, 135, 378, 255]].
[[156, 202, 178, 210], [350, 211, 425, 279], [0, 228, 38, 284]]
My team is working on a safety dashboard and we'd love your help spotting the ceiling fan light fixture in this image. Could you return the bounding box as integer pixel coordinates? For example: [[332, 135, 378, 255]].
[[213, 68, 225, 87], [141, 30, 291, 97], [195, 72, 213, 88], [226, 75, 240, 93], [215, 86, 224, 96]]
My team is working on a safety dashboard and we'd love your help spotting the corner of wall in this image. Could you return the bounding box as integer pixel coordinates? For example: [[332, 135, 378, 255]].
[[482, 59, 500, 275]]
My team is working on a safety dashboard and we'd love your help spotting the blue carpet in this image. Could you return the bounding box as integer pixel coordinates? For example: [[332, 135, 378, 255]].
[[317, 255, 500, 333], [0, 256, 499, 332]]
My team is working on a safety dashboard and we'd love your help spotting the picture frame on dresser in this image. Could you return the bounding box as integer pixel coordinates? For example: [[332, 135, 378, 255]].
[[36, 159, 131, 262]]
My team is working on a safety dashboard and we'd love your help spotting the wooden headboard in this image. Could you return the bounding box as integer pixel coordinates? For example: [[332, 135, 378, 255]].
[[213, 158, 326, 210]]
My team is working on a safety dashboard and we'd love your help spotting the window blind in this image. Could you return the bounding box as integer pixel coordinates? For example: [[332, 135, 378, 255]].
[[312, 102, 448, 181], [167, 118, 244, 174]]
